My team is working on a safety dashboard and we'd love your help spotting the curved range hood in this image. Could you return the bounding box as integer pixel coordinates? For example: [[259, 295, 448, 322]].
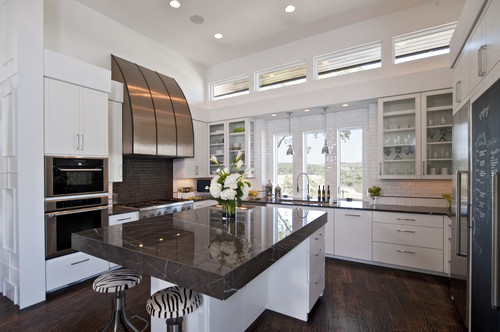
[[111, 55, 194, 157]]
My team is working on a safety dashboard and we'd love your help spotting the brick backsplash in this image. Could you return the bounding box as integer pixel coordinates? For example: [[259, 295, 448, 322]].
[[113, 156, 173, 204]]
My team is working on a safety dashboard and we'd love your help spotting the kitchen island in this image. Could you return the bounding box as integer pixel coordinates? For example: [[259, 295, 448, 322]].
[[72, 205, 327, 331]]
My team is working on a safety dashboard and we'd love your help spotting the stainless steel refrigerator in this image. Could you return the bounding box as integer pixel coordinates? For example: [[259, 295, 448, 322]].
[[451, 101, 470, 328], [471, 77, 500, 331]]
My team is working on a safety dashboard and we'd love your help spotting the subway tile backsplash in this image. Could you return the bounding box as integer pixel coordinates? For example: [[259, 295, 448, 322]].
[[113, 156, 173, 204]]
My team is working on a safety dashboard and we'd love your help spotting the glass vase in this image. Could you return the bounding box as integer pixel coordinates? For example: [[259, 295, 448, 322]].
[[221, 199, 237, 222]]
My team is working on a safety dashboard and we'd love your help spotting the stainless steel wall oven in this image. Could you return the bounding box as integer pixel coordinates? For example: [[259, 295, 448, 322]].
[[44, 194, 108, 259]]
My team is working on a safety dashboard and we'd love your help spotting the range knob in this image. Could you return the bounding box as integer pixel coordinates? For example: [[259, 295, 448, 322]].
[[156, 210, 162, 216]]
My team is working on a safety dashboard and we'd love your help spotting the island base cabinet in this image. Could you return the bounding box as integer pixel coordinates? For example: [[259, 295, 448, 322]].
[[45, 252, 109, 292], [373, 242, 443, 272]]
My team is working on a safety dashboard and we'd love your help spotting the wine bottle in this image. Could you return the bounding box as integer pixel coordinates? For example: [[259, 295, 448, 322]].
[[327, 185, 331, 202], [322, 185, 326, 202], [318, 185, 321, 202]]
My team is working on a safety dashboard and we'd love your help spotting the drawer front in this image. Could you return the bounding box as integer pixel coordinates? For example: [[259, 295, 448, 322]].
[[46, 252, 109, 291], [309, 243, 325, 279], [308, 263, 325, 312], [373, 223, 443, 249], [373, 242, 443, 272], [109, 211, 139, 225], [309, 226, 325, 253], [373, 211, 443, 228]]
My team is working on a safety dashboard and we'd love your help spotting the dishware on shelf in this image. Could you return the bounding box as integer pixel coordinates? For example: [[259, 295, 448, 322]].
[[441, 167, 449, 175]]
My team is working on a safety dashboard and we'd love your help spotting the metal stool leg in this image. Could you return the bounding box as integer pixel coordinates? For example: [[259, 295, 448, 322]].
[[166, 317, 183, 332], [101, 291, 148, 332]]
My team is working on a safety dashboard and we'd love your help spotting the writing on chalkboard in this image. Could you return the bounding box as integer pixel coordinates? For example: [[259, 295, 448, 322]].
[[478, 103, 489, 120]]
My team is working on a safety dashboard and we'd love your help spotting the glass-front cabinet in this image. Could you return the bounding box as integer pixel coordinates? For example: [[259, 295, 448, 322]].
[[378, 93, 421, 179], [209, 118, 254, 177], [421, 89, 453, 179], [378, 89, 453, 179]]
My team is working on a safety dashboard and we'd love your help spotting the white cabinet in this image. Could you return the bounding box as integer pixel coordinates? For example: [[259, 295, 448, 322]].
[[46, 252, 109, 292], [173, 120, 208, 178], [209, 118, 254, 177], [421, 89, 453, 179], [372, 211, 444, 273], [108, 211, 139, 226], [334, 209, 372, 261], [108, 81, 123, 182], [44, 77, 108, 157], [378, 90, 453, 179]]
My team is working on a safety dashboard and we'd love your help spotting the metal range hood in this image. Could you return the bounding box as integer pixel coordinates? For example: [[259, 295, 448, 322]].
[[111, 55, 194, 157]]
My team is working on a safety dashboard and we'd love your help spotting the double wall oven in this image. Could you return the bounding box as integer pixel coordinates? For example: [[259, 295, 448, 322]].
[[44, 157, 108, 259]]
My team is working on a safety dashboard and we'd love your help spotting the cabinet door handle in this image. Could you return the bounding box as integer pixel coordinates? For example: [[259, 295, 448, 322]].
[[80, 134, 84, 150], [396, 249, 415, 255], [75, 134, 80, 150], [422, 161, 425, 176], [396, 229, 416, 233], [478, 45, 487, 77], [455, 80, 462, 104], [195, 165, 199, 176], [315, 274, 324, 285], [315, 248, 324, 257], [345, 214, 361, 217], [314, 233, 324, 240], [397, 217, 415, 222], [70, 258, 90, 265], [379, 162, 382, 176], [117, 217, 132, 222]]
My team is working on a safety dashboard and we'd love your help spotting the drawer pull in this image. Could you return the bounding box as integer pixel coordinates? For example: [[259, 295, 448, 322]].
[[345, 214, 361, 217], [396, 249, 415, 255], [397, 217, 415, 222], [396, 229, 416, 233], [314, 233, 324, 240], [315, 248, 324, 257], [315, 274, 324, 285], [70, 258, 90, 265], [117, 217, 132, 221]]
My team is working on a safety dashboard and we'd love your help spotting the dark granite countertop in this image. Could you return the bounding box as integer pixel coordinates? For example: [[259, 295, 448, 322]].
[[108, 204, 139, 216], [73, 205, 327, 300], [255, 198, 450, 216]]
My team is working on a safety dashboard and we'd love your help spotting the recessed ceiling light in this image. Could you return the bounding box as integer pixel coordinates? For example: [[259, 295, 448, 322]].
[[214, 33, 223, 39], [271, 114, 277, 117], [285, 5, 295, 13], [169, 0, 180, 8], [342, 103, 349, 107], [304, 109, 310, 112]]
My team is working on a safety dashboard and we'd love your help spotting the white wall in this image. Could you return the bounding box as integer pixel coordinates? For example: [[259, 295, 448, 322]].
[[0, 0, 45, 308], [43, 0, 209, 121], [204, 0, 464, 121]]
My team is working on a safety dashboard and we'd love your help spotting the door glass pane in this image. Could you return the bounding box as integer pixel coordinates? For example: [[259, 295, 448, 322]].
[[304, 131, 326, 199], [338, 128, 363, 200], [274, 134, 293, 197]]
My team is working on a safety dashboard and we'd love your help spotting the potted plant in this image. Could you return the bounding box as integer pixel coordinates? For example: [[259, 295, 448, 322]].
[[368, 186, 381, 205]]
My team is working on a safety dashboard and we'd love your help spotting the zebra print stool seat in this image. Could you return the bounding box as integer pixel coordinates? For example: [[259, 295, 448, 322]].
[[93, 269, 148, 332], [146, 286, 202, 332]]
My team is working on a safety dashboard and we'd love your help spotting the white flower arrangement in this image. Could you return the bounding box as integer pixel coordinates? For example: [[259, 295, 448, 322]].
[[206, 151, 253, 215]]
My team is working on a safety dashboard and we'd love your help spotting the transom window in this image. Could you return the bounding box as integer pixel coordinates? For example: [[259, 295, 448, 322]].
[[257, 61, 306, 91], [394, 22, 457, 64], [315, 41, 382, 79], [210, 76, 250, 101]]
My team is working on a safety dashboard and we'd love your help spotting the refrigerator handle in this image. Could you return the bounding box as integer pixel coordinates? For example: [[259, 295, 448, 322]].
[[492, 172, 500, 309], [456, 170, 467, 257]]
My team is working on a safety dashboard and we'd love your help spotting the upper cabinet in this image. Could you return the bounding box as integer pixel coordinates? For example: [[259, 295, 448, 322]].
[[209, 118, 254, 178], [173, 120, 208, 178], [44, 78, 108, 157], [452, 0, 500, 110], [378, 89, 452, 179]]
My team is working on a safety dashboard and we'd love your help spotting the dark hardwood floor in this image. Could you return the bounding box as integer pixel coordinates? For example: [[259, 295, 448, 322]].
[[0, 258, 466, 332]]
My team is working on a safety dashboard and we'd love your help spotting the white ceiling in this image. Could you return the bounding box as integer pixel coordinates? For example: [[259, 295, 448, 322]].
[[76, 0, 432, 67]]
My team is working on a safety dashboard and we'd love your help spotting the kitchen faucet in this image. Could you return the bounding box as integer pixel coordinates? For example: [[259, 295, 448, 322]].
[[296, 172, 311, 200]]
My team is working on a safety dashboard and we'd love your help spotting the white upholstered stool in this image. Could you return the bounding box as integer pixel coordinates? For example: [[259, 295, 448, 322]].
[[93, 269, 148, 332], [146, 286, 202, 332]]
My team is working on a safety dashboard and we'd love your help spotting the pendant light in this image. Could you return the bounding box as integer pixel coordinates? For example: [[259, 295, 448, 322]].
[[286, 112, 294, 155], [321, 107, 330, 154]]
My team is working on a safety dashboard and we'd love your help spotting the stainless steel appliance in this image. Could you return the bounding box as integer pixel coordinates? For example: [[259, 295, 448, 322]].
[[45, 194, 108, 259], [450, 101, 470, 327], [470, 77, 500, 330], [123, 200, 193, 219], [45, 156, 108, 197]]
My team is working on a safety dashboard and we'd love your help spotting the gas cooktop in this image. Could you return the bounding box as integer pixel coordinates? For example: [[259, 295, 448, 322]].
[[123, 199, 194, 219]]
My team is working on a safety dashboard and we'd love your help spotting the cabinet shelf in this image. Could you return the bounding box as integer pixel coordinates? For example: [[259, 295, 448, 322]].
[[383, 127, 415, 133], [427, 124, 452, 129], [427, 158, 452, 161], [383, 109, 416, 117], [210, 131, 224, 135], [210, 143, 224, 147], [383, 159, 416, 163], [427, 105, 453, 112], [427, 141, 451, 145], [383, 143, 416, 148]]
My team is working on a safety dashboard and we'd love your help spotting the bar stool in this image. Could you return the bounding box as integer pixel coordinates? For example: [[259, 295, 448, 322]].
[[146, 286, 202, 332], [93, 269, 149, 332]]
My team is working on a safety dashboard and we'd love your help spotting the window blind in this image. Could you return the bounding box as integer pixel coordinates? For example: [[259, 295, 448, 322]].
[[258, 61, 306, 90], [212, 77, 250, 100]]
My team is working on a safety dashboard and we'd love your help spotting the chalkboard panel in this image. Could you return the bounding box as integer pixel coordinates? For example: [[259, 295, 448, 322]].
[[471, 77, 500, 331]]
